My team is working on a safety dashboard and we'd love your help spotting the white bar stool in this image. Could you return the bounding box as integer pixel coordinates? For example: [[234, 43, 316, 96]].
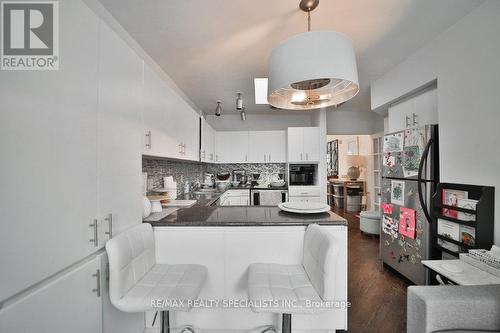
[[247, 224, 340, 333], [105, 223, 207, 333]]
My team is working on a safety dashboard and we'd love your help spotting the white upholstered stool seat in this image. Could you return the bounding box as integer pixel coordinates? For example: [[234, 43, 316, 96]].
[[248, 263, 325, 315], [247, 224, 339, 333], [113, 263, 207, 313], [106, 223, 207, 332]]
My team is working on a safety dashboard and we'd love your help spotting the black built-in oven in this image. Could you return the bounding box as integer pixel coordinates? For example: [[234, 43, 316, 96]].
[[289, 164, 316, 186]]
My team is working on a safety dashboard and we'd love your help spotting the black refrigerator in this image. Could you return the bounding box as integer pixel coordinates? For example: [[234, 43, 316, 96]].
[[380, 125, 439, 285]]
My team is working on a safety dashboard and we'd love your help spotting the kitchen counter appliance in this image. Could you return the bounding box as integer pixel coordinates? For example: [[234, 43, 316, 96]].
[[251, 189, 288, 206]]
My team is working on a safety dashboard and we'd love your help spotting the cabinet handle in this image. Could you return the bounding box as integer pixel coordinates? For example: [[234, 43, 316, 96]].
[[264, 154, 266, 162], [92, 269, 101, 297], [269, 153, 271, 162], [145, 131, 152, 149], [104, 213, 113, 239], [89, 219, 98, 247], [216, 154, 218, 162], [405, 115, 411, 128], [300, 152, 303, 161], [183, 144, 186, 154], [245, 154, 247, 162], [306, 153, 308, 160]]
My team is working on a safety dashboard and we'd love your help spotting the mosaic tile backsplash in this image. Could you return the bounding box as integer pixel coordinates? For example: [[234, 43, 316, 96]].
[[143, 157, 287, 196], [142, 157, 206, 196], [206, 163, 286, 179]]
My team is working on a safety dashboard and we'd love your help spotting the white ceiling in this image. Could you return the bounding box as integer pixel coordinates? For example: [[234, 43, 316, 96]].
[[98, 0, 483, 115]]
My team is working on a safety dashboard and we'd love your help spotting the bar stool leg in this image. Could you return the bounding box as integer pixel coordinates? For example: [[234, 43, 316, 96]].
[[161, 310, 170, 333], [282, 313, 291, 333]]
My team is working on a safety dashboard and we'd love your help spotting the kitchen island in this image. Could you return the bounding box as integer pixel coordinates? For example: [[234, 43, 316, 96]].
[[144, 206, 348, 332], [147, 205, 347, 227]]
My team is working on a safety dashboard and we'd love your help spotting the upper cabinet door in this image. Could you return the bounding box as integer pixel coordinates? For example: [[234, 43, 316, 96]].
[[97, 22, 143, 241], [215, 131, 248, 163], [248, 131, 269, 163], [201, 118, 215, 162], [249, 131, 286, 163], [0, 0, 100, 301], [143, 65, 177, 158], [267, 131, 287, 163], [302, 127, 320, 162], [287, 127, 304, 162]]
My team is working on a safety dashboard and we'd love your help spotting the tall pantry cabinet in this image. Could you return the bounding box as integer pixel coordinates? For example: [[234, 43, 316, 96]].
[[0, 1, 149, 332]]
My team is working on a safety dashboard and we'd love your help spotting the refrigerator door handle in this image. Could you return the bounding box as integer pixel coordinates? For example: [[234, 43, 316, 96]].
[[418, 138, 434, 224]]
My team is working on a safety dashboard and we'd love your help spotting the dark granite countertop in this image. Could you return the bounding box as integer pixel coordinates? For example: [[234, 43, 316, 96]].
[[145, 206, 347, 227]]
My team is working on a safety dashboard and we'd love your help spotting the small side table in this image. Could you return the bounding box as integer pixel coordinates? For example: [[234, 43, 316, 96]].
[[422, 259, 500, 285]]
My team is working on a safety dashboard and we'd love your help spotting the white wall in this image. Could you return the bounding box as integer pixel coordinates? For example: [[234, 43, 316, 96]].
[[327, 135, 374, 210], [371, 0, 500, 245], [312, 110, 328, 204], [206, 113, 312, 131], [327, 109, 384, 135]]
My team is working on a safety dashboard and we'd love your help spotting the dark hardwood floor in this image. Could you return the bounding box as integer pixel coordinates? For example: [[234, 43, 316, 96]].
[[332, 207, 409, 333]]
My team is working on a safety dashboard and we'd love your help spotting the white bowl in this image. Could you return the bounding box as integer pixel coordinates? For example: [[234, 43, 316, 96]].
[[270, 180, 286, 187]]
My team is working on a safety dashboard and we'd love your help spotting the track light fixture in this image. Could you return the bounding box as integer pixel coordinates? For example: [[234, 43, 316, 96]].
[[215, 100, 222, 116]]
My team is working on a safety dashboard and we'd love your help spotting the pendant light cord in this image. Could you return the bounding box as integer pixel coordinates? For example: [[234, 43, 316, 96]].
[[307, 10, 311, 32]]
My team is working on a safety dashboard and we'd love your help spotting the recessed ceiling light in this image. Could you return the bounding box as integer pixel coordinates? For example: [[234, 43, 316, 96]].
[[254, 78, 269, 105]]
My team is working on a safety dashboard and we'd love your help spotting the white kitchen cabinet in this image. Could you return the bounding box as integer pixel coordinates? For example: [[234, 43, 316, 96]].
[[201, 117, 216, 162], [302, 127, 320, 162], [387, 88, 437, 132], [288, 196, 322, 203], [142, 65, 177, 158], [98, 253, 143, 333], [97, 22, 143, 242], [0, 256, 103, 333], [248, 131, 286, 163], [287, 127, 320, 163], [142, 65, 200, 161], [215, 131, 249, 163], [171, 99, 200, 161], [0, 0, 101, 301]]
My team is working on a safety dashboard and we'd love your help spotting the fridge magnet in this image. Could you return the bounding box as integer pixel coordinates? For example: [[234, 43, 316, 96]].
[[382, 203, 393, 214], [442, 189, 468, 218], [402, 145, 420, 177], [382, 215, 394, 235], [382, 215, 399, 238], [437, 219, 460, 241], [404, 128, 425, 148], [390, 251, 396, 260], [398, 254, 410, 263], [383, 132, 404, 152], [383, 153, 396, 169], [460, 225, 476, 246], [390, 180, 405, 206], [410, 254, 416, 264], [399, 207, 416, 239], [457, 198, 478, 221]]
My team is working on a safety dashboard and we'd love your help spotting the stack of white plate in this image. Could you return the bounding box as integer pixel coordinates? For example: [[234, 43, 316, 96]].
[[278, 201, 330, 214]]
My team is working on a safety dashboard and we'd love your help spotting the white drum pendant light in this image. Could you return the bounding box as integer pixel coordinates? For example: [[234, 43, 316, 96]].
[[268, 0, 359, 110]]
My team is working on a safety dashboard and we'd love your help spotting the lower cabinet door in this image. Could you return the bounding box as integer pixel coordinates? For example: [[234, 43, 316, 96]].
[[98, 252, 144, 333], [0, 257, 103, 333]]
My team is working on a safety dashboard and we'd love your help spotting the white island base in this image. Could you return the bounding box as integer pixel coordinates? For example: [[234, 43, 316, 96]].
[[148, 225, 348, 332]]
